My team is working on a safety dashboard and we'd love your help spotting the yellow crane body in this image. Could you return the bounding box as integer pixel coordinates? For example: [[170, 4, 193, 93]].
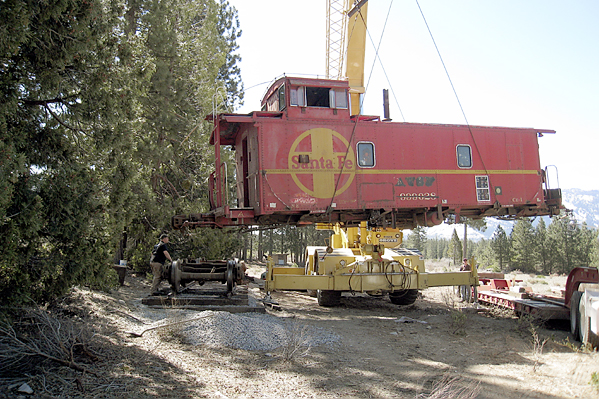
[[264, 223, 478, 307]]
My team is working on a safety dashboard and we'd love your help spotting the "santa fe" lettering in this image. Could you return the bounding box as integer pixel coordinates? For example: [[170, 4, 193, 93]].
[[291, 155, 353, 170]]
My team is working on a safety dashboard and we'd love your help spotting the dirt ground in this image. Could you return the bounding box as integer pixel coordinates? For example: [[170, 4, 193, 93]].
[[2, 263, 599, 399]]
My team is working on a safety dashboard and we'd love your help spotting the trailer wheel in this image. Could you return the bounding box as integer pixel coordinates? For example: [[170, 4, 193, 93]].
[[581, 316, 592, 347], [317, 290, 341, 307], [582, 321, 599, 348], [570, 291, 583, 341], [580, 293, 590, 345], [579, 293, 599, 348], [389, 289, 419, 306]]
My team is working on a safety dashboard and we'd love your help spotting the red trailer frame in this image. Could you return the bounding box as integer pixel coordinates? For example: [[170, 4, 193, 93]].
[[477, 267, 599, 321]]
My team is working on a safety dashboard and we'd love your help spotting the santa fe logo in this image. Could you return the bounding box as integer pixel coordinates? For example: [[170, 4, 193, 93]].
[[288, 128, 355, 199]]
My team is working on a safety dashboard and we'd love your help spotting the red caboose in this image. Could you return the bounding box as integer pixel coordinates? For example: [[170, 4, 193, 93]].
[[172, 76, 561, 230]]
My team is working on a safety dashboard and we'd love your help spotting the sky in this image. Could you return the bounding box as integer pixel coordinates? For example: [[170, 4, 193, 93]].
[[229, 0, 599, 191]]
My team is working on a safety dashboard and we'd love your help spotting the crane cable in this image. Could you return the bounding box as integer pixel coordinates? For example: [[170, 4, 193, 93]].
[[327, 2, 398, 218], [360, 0, 406, 122], [330, 1, 493, 218], [415, 0, 491, 180], [326, 7, 364, 219]]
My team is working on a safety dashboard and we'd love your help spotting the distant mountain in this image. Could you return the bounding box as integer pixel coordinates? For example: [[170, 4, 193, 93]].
[[426, 218, 514, 242], [420, 188, 599, 241], [562, 188, 599, 228]]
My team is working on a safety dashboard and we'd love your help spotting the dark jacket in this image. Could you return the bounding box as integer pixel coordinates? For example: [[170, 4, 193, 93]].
[[151, 242, 169, 264]]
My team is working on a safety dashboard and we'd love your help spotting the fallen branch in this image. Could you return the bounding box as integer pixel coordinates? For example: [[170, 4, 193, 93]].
[[0, 308, 99, 376], [32, 350, 91, 374], [108, 309, 149, 324], [126, 314, 215, 337]]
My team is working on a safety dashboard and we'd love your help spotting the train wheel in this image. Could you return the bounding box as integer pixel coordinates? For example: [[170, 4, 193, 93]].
[[570, 291, 583, 341], [226, 260, 235, 292], [389, 289, 419, 306], [317, 290, 341, 307], [170, 260, 181, 294]]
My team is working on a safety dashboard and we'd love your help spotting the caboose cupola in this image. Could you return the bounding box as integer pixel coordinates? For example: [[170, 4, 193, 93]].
[[261, 76, 351, 120]]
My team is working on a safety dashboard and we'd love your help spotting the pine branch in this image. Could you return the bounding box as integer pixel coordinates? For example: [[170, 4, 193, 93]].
[[40, 104, 91, 145], [153, 173, 181, 198], [22, 96, 76, 106]]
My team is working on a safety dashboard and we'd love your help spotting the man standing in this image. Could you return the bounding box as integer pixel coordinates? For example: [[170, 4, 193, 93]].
[[150, 234, 173, 295], [459, 258, 472, 302]]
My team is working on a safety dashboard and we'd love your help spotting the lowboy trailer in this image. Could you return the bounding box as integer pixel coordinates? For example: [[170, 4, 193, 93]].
[[477, 267, 599, 347]]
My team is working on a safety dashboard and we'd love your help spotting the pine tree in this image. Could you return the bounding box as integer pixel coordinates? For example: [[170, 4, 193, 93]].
[[570, 222, 598, 270], [0, 0, 244, 305], [591, 230, 599, 268], [0, 0, 136, 304], [546, 215, 576, 274], [461, 217, 487, 259], [119, 0, 245, 267], [473, 239, 496, 271], [535, 218, 552, 274], [406, 226, 427, 253], [426, 237, 444, 259], [490, 225, 511, 271], [446, 229, 463, 267], [510, 219, 536, 273]]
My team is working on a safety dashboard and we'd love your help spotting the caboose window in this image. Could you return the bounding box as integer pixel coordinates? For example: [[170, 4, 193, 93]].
[[265, 88, 281, 111], [290, 87, 305, 106], [306, 87, 330, 107], [330, 89, 348, 109], [290, 87, 347, 109], [357, 142, 375, 168], [476, 175, 491, 202], [278, 85, 286, 111], [456, 145, 472, 168]]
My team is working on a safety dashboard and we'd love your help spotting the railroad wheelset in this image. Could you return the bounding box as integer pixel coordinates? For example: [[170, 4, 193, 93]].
[[167, 259, 242, 294]]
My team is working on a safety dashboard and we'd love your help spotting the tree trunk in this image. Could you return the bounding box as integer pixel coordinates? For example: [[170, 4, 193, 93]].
[[113, 231, 127, 265], [463, 223, 468, 259], [258, 230, 263, 261], [242, 232, 247, 260], [248, 230, 253, 261]]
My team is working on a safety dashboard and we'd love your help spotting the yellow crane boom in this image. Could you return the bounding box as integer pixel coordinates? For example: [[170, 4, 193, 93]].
[[326, 0, 368, 115]]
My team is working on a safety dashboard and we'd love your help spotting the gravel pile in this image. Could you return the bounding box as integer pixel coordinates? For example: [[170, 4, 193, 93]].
[[181, 311, 340, 351]]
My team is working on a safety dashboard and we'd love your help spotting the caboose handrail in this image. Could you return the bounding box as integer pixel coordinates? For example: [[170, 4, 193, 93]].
[[209, 162, 228, 210], [221, 161, 228, 208], [544, 165, 560, 191]]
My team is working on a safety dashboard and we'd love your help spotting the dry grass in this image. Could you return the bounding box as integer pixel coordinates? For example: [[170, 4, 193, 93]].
[[277, 320, 313, 361], [419, 374, 481, 399], [515, 314, 550, 372], [439, 287, 460, 310], [590, 371, 599, 393], [2, 271, 593, 399], [486, 303, 517, 319], [438, 287, 469, 335], [155, 305, 187, 343]]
